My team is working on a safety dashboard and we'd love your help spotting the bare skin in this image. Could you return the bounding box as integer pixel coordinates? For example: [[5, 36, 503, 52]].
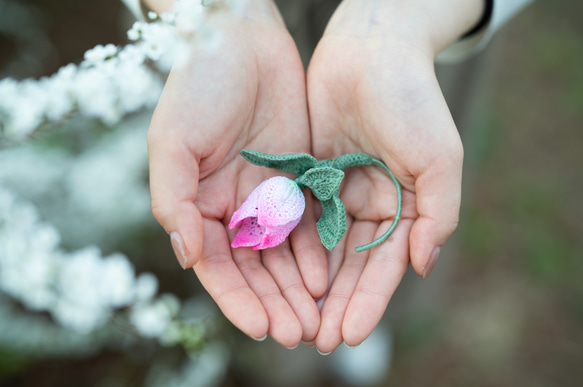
[[146, 0, 483, 351], [148, 2, 327, 348], [307, 0, 483, 353]]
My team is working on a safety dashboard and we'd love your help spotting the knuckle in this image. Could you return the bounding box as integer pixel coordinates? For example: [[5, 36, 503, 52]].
[[150, 200, 168, 224]]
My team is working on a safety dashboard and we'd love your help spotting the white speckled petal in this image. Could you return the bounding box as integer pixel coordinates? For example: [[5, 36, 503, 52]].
[[257, 176, 305, 228]]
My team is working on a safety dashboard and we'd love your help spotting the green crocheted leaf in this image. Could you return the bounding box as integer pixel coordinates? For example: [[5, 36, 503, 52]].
[[295, 167, 344, 201], [317, 196, 347, 251], [241, 149, 318, 176], [316, 159, 333, 168], [331, 153, 375, 170]]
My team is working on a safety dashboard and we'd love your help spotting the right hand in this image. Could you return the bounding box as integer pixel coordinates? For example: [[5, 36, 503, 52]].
[[147, 1, 327, 348]]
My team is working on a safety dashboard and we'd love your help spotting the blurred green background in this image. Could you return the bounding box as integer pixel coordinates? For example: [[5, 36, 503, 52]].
[[1, 0, 582, 386]]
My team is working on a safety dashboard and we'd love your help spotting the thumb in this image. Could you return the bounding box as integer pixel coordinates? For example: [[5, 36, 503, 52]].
[[148, 129, 204, 269], [409, 149, 463, 279]]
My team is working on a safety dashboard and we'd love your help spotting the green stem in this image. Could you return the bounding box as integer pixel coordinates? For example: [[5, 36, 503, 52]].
[[333, 153, 402, 253]]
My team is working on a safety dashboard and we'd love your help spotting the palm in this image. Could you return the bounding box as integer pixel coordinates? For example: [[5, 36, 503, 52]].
[[148, 17, 326, 347], [307, 32, 463, 352]]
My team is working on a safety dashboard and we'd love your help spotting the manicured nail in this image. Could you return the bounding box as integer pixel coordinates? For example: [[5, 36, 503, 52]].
[[286, 343, 299, 350], [316, 348, 332, 356], [170, 232, 188, 269], [422, 246, 440, 279], [251, 334, 267, 342]]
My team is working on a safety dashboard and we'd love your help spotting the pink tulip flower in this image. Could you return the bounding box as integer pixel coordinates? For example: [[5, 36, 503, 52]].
[[229, 176, 305, 250]]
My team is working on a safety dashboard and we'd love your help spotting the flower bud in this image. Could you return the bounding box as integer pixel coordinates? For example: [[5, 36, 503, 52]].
[[229, 176, 305, 250]]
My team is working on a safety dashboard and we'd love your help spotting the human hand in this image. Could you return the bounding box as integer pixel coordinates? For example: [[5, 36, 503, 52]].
[[307, 0, 484, 353], [147, 1, 327, 348]]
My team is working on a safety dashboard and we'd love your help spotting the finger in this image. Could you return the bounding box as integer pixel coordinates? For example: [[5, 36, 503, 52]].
[[315, 220, 378, 354], [262, 241, 321, 342], [315, 216, 353, 311], [194, 218, 268, 340], [290, 193, 328, 299], [231, 245, 303, 348], [342, 218, 413, 346], [341, 167, 419, 220], [409, 150, 463, 279], [148, 128, 203, 269]]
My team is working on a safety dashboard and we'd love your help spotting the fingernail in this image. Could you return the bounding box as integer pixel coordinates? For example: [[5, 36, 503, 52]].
[[422, 246, 440, 279], [316, 348, 332, 356], [170, 232, 188, 269], [286, 343, 299, 350], [251, 334, 267, 342], [302, 340, 316, 347]]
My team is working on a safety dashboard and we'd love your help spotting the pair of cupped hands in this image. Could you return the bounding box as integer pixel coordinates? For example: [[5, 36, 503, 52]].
[[147, 0, 472, 353]]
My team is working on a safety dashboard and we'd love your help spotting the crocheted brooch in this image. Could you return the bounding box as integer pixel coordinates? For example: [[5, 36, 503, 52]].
[[229, 150, 402, 252]]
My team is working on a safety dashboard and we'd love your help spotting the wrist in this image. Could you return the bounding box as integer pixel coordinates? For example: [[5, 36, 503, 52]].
[[141, 0, 284, 25], [413, 0, 485, 55], [325, 0, 485, 58]]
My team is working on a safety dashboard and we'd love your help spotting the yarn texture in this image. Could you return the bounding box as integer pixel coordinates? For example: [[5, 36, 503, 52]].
[[229, 176, 305, 250], [229, 149, 402, 252]]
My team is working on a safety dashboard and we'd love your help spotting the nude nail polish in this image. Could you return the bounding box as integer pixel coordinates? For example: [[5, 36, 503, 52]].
[[422, 246, 440, 279], [251, 334, 268, 342], [170, 232, 188, 269], [317, 348, 332, 356]]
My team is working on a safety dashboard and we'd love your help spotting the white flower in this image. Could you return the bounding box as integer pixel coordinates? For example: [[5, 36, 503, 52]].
[[160, 293, 181, 317], [40, 75, 75, 121], [0, 187, 190, 341], [0, 79, 46, 139], [52, 296, 111, 333], [0, 0, 241, 347], [174, 0, 206, 34], [56, 62, 77, 80], [117, 44, 147, 66], [0, 193, 58, 311], [127, 21, 143, 41], [83, 44, 118, 66], [0, 0, 228, 140], [130, 299, 174, 338], [19, 225, 60, 310], [139, 22, 184, 71], [49, 246, 136, 333], [159, 12, 175, 23], [54, 247, 112, 331], [135, 273, 159, 303], [71, 67, 120, 124], [101, 254, 136, 307], [114, 61, 163, 113]]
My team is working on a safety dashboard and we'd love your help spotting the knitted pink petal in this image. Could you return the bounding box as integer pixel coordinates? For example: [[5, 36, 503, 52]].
[[231, 217, 265, 248], [228, 180, 265, 229], [257, 176, 305, 228], [253, 217, 302, 250]]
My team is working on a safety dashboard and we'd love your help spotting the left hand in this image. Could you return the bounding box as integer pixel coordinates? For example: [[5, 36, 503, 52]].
[[307, 0, 482, 353]]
